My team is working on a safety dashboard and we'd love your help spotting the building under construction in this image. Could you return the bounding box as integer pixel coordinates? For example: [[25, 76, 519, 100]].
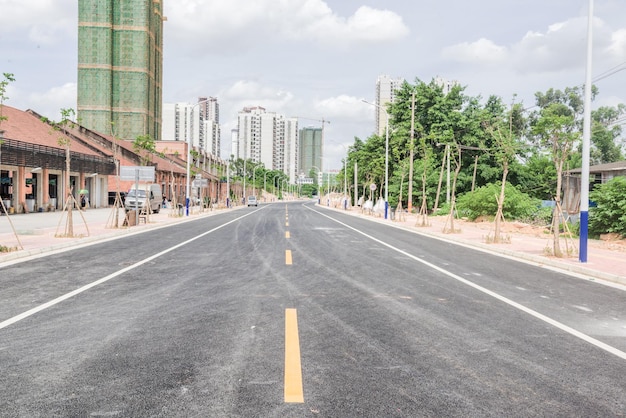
[[77, 0, 164, 141]]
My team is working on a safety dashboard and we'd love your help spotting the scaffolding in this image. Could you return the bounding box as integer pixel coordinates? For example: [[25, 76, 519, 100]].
[[77, 0, 164, 141]]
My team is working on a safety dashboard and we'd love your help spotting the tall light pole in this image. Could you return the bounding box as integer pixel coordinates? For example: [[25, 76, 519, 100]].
[[580, 0, 594, 263], [186, 98, 211, 216], [226, 159, 230, 207], [362, 99, 389, 219]]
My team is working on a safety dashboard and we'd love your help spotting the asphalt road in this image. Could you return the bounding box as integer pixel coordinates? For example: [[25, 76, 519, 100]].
[[1, 202, 625, 417]]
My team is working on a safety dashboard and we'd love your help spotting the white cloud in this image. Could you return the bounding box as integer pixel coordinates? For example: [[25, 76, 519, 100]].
[[26, 82, 77, 120], [606, 28, 626, 60], [441, 38, 508, 65], [220, 80, 295, 111], [0, 0, 76, 44], [314, 95, 369, 120], [441, 15, 625, 78], [164, 0, 409, 51]]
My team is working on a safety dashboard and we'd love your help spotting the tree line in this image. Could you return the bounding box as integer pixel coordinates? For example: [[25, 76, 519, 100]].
[[339, 78, 626, 253]]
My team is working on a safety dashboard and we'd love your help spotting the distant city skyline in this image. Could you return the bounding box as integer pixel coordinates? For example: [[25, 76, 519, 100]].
[[3, 1, 624, 171]]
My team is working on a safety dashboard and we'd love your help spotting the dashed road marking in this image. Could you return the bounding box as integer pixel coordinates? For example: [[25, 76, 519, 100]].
[[284, 308, 304, 403]]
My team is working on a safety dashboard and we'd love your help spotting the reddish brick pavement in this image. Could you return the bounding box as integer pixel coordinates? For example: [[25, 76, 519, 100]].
[[0, 206, 233, 265]]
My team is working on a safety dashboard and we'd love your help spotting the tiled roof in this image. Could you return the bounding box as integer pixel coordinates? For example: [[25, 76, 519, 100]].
[[0, 105, 101, 156], [567, 161, 626, 174], [2, 105, 210, 179]]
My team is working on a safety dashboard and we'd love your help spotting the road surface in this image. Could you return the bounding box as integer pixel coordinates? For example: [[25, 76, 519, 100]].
[[1, 202, 625, 417]]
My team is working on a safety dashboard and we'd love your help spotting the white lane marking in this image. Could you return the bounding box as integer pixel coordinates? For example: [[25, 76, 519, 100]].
[[0, 211, 257, 331], [573, 305, 593, 313], [306, 206, 626, 361]]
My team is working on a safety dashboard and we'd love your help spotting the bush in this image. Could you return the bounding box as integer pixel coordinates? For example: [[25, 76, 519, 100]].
[[588, 177, 626, 238], [456, 183, 540, 221], [433, 202, 451, 216]]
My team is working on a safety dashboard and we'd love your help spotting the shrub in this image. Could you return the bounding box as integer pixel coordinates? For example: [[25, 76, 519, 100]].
[[588, 177, 626, 238], [456, 183, 540, 221]]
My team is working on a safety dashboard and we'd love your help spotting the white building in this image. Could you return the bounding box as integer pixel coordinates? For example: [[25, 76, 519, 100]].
[[236, 107, 299, 182], [230, 128, 239, 159], [433, 76, 460, 95], [161, 98, 221, 157], [198, 97, 220, 156], [375, 74, 405, 136]]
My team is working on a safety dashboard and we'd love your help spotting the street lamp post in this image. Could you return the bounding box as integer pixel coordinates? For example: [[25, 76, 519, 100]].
[[362, 100, 389, 219], [579, 0, 594, 263], [186, 98, 211, 216]]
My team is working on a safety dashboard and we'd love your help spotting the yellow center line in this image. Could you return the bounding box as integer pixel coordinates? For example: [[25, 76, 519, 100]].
[[286, 221, 289, 227], [284, 308, 304, 403], [286, 231, 290, 239], [285, 250, 292, 265]]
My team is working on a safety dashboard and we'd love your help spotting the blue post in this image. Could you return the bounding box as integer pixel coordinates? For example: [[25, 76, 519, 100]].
[[579, 211, 588, 263], [185, 197, 190, 216], [384, 201, 389, 219]]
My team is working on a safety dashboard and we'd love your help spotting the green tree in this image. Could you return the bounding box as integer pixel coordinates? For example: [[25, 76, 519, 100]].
[[42, 108, 79, 236], [0, 73, 16, 178], [133, 134, 157, 166], [482, 96, 526, 242], [588, 177, 626, 238], [0, 72, 15, 129], [590, 105, 625, 163], [530, 97, 580, 257]]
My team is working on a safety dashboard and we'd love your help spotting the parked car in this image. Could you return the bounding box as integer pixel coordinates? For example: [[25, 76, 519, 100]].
[[124, 184, 162, 214], [247, 195, 258, 207]]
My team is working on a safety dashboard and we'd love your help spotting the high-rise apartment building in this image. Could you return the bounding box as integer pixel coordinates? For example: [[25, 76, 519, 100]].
[[77, 0, 165, 141], [198, 97, 220, 156], [283, 118, 299, 184], [299, 127, 322, 183], [236, 107, 298, 180], [161, 98, 221, 156], [433, 76, 460, 95], [375, 74, 404, 136]]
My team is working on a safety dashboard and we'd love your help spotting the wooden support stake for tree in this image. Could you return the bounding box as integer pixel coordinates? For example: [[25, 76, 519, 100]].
[[0, 198, 23, 250], [106, 192, 125, 229]]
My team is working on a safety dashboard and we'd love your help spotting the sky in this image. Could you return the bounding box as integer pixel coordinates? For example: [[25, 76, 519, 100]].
[[1, 0, 625, 171]]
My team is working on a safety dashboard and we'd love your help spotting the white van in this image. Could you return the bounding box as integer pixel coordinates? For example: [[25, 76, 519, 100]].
[[124, 184, 162, 214]]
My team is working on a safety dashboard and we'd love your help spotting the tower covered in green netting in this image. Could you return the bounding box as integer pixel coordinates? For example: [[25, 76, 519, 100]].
[[78, 0, 164, 141]]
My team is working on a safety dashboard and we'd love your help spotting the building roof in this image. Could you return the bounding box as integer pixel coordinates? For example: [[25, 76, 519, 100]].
[[1, 105, 105, 156], [567, 161, 626, 174]]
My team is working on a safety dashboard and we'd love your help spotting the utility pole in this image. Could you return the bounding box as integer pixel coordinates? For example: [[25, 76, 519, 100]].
[[354, 162, 358, 207]]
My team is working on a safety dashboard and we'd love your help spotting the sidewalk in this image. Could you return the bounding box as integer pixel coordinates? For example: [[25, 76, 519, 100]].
[[324, 205, 626, 287], [0, 206, 232, 265]]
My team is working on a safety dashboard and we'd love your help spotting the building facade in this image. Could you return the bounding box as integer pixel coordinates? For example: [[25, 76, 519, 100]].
[[198, 97, 220, 157], [375, 74, 404, 136], [162, 98, 221, 157], [236, 107, 298, 181], [299, 127, 322, 184], [77, 0, 165, 141], [433, 76, 460, 95]]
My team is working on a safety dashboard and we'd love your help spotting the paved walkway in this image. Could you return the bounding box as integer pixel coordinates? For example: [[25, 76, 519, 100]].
[[0, 206, 234, 264], [1, 203, 625, 287]]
